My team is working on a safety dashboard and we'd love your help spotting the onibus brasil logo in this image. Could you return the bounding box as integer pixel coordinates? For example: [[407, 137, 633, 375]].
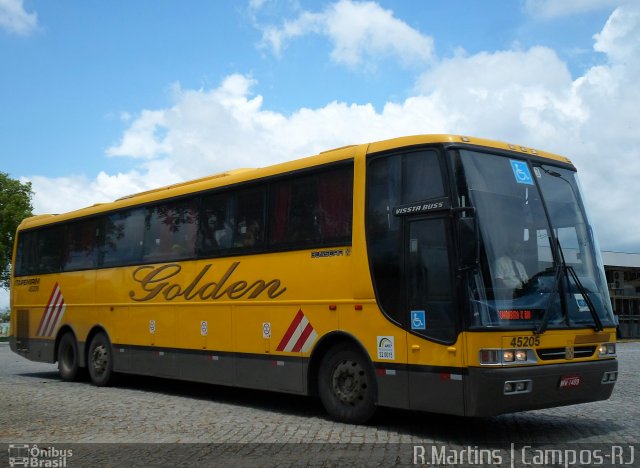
[[8, 444, 73, 467]]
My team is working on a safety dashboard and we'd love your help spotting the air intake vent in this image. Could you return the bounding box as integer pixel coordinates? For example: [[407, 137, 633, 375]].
[[536, 346, 595, 361]]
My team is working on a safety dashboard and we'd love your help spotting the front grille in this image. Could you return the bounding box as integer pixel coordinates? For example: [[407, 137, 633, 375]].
[[536, 346, 596, 361]]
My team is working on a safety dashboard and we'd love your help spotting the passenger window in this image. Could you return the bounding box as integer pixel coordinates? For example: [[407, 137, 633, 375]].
[[102, 208, 145, 267], [199, 192, 234, 255], [198, 187, 265, 255], [14, 231, 38, 276], [269, 166, 353, 248], [63, 220, 98, 271], [37, 225, 66, 274], [143, 199, 198, 262], [235, 187, 265, 249]]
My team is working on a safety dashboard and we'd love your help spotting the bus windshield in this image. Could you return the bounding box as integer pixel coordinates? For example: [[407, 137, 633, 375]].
[[455, 149, 616, 331]]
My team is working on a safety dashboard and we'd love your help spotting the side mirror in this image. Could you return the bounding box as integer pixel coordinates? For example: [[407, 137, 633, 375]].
[[457, 216, 479, 269]]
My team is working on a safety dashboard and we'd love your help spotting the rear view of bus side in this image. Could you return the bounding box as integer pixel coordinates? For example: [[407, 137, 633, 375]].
[[10, 134, 618, 423]]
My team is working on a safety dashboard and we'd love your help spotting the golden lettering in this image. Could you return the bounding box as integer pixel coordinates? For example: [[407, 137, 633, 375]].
[[129, 262, 287, 302]]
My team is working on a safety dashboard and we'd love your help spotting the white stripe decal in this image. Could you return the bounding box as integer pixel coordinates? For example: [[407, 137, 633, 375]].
[[44, 294, 65, 337], [278, 310, 318, 354], [283, 316, 309, 352], [46, 303, 66, 337], [38, 284, 66, 337], [38, 286, 61, 336], [300, 329, 318, 353]]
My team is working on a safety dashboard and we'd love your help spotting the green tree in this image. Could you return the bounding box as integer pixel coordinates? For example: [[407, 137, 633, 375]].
[[0, 172, 33, 288]]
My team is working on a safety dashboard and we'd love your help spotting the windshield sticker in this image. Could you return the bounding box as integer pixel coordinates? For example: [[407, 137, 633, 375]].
[[534, 167, 542, 178], [574, 294, 590, 312], [510, 160, 534, 185]]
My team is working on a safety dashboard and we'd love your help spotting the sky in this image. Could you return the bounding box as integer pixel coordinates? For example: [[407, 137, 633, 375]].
[[1, 0, 639, 306]]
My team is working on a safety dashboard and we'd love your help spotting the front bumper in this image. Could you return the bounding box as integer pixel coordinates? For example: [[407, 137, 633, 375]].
[[464, 359, 618, 417]]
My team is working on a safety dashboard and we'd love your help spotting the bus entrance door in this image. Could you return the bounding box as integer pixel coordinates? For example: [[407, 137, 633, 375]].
[[405, 216, 465, 415]]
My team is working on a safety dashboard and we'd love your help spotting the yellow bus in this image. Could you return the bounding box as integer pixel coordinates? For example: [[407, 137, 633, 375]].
[[10, 134, 618, 423]]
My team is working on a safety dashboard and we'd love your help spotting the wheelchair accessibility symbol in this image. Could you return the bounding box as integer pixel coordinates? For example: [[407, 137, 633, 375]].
[[510, 160, 534, 185], [411, 311, 426, 330]]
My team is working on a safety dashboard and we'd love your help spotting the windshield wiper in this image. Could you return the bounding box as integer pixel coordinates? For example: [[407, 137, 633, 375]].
[[535, 240, 603, 334], [566, 264, 603, 332], [535, 263, 563, 335]]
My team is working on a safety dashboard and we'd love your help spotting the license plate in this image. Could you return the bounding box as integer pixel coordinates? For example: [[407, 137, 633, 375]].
[[559, 375, 581, 388]]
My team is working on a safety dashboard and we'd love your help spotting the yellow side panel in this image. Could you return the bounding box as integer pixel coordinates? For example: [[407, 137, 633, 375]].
[[174, 304, 232, 351], [407, 333, 465, 368]]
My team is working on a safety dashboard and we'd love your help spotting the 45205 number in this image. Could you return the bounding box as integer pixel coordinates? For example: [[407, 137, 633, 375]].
[[510, 336, 540, 347]]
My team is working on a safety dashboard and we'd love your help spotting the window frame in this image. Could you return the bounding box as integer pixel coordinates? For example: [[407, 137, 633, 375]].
[[13, 159, 355, 277]]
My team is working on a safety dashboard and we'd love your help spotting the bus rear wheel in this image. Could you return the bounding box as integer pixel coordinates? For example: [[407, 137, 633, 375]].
[[57, 332, 79, 381], [87, 332, 114, 387], [318, 344, 377, 424]]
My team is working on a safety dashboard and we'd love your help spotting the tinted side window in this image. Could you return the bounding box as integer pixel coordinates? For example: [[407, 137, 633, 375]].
[[408, 218, 455, 342], [37, 225, 66, 274], [366, 150, 445, 325], [199, 191, 234, 255], [198, 186, 266, 256], [63, 219, 98, 271], [403, 151, 445, 202], [269, 166, 353, 248], [14, 231, 38, 276], [143, 198, 198, 262], [366, 156, 402, 323], [102, 208, 145, 267], [236, 187, 265, 249]]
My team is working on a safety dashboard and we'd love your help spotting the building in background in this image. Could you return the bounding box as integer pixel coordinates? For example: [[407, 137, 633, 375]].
[[603, 251, 640, 339]]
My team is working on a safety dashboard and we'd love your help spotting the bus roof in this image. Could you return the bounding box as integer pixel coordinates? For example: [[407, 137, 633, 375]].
[[18, 134, 570, 230]]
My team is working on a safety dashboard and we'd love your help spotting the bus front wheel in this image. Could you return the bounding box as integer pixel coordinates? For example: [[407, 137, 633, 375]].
[[318, 344, 377, 424], [57, 332, 79, 381], [87, 332, 114, 387]]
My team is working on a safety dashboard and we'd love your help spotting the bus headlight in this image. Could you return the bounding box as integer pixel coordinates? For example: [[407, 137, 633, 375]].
[[515, 350, 528, 361], [599, 343, 616, 357], [479, 349, 500, 364], [480, 349, 535, 365]]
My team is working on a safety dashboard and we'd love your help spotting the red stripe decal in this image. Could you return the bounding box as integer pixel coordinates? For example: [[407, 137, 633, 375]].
[[45, 297, 65, 336], [41, 288, 62, 337], [37, 283, 59, 336], [276, 309, 304, 351], [39, 285, 61, 336], [291, 322, 314, 353]]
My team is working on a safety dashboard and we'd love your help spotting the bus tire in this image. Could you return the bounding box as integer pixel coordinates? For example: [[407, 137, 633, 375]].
[[87, 332, 114, 387], [318, 344, 377, 424], [57, 332, 79, 381]]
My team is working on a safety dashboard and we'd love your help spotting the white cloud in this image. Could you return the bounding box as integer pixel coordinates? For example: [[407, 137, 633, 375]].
[[260, 0, 434, 68], [27, 3, 640, 252], [106, 109, 171, 159], [411, 5, 640, 251], [593, 4, 640, 63], [0, 0, 37, 36], [525, 0, 629, 19]]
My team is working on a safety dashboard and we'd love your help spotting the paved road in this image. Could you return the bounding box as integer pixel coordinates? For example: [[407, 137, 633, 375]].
[[1, 342, 639, 467]]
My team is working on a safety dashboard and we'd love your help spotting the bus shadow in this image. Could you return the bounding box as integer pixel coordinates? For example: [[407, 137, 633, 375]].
[[369, 406, 626, 445], [113, 373, 327, 419], [109, 373, 628, 444], [18, 370, 61, 380], [16, 369, 626, 444]]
